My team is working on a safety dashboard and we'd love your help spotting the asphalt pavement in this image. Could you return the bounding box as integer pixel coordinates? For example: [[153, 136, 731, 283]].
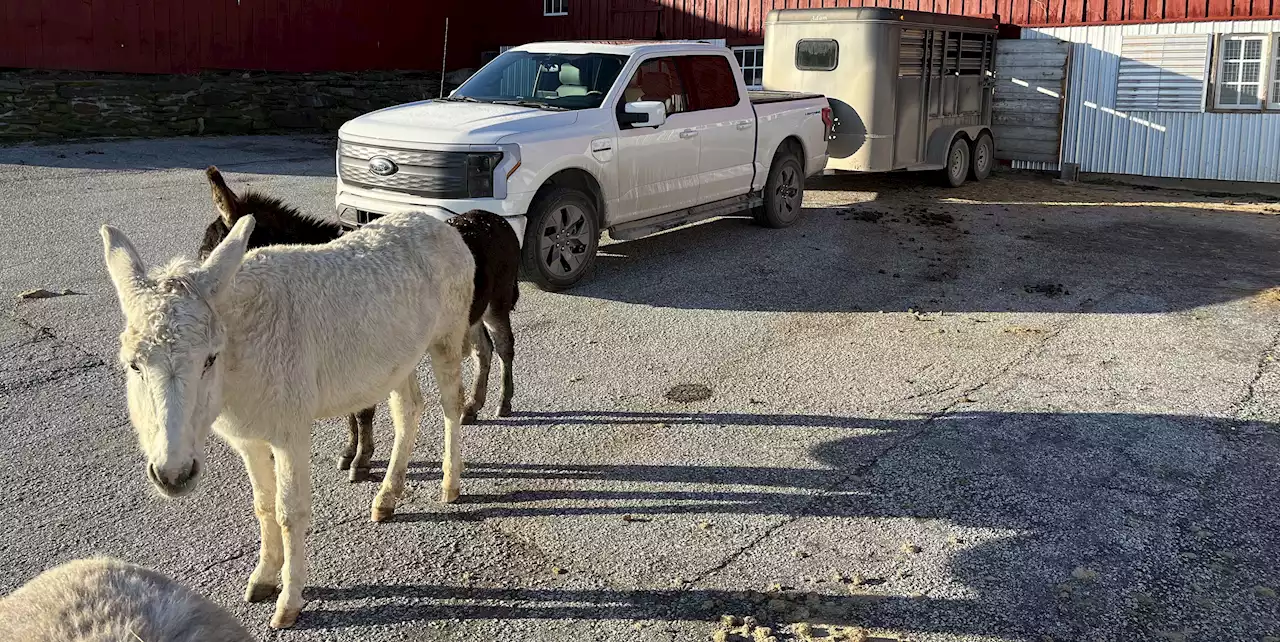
[[2, 135, 1279, 642]]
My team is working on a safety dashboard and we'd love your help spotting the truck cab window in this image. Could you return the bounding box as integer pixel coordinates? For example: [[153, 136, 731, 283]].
[[795, 39, 839, 71], [680, 55, 742, 111], [621, 58, 688, 115], [453, 51, 628, 110]]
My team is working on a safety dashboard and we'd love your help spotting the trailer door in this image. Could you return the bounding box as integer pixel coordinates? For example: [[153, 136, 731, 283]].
[[991, 39, 1071, 165]]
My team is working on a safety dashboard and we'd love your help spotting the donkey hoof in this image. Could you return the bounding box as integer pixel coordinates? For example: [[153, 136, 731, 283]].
[[441, 485, 460, 504], [461, 409, 478, 425], [372, 495, 396, 522], [337, 455, 354, 471], [349, 466, 371, 483], [270, 606, 301, 629], [497, 405, 512, 418], [245, 582, 278, 603]]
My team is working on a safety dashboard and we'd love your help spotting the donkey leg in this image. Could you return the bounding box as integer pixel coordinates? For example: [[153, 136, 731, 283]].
[[349, 406, 376, 483], [269, 437, 312, 630], [237, 440, 282, 603], [337, 413, 359, 471], [429, 338, 467, 503], [462, 322, 492, 425], [372, 376, 425, 522], [484, 308, 516, 417]]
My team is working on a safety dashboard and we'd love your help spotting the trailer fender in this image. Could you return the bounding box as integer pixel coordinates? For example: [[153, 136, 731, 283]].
[[925, 126, 988, 168]]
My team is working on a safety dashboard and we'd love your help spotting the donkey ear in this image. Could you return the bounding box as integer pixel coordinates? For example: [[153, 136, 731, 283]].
[[100, 225, 146, 306], [206, 166, 240, 227], [197, 215, 255, 300]]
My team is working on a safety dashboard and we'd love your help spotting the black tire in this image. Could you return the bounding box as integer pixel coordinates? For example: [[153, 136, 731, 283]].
[[519, 187, 600, 292], [941, 136, 970, 188], [754, 147, 805, 228], [969, 132, 994, 182]]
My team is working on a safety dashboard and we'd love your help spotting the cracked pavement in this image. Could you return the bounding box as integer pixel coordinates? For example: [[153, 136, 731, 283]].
[[2, 136, 1280, 641]]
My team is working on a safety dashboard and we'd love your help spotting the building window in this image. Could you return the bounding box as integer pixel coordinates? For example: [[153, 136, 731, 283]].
[[1272, 34, 1280, 109], [1215, 34, 1267, 110], [734, 46, 764, 90], [1115, 34, 1212, 112], [544, 0, 567, 16]]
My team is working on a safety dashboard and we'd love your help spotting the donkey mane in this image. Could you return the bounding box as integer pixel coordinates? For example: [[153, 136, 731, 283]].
[[198, 170, 345, 260]]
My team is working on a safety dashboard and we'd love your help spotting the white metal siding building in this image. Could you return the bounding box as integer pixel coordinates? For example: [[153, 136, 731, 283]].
[[1012, 20, 1280, 183]]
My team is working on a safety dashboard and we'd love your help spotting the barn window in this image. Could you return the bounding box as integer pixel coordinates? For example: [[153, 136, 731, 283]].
[[1214, 34, 1267, 110], [733, 46, 765, 89], [544, 0, 568, 16], [795, 39, 838, 71], [1115, 34, 1211, 112]]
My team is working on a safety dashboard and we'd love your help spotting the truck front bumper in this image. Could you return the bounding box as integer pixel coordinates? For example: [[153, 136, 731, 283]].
[[335, 181, 529, 246]]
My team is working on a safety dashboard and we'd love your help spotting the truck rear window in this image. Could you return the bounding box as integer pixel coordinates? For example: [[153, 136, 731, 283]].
[[795, 39, 839, 71]]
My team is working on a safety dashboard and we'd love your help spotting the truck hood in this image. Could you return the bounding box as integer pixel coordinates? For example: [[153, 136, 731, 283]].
[[338, 100, 579, 146]]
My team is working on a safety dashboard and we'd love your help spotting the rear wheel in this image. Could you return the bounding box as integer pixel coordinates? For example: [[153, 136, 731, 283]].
[[942, 137, 970, 188], [754, 147, 805, 228], [520, 188, 600, 292], [969, 132, 994, 182]]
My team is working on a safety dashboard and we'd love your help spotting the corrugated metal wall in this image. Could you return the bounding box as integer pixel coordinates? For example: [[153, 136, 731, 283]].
[[1013, 20, 1280, 182]]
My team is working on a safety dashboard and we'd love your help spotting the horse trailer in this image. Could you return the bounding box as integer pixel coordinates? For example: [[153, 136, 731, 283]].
[[764, 8, 1000, 186]]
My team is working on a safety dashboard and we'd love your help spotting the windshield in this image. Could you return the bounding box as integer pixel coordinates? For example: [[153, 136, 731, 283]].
[[450, 51, 630, 111]]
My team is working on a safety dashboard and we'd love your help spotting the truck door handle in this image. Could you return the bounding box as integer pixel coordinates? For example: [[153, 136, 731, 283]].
[[735, 121, 752, 130], [679, 129, 698, 139]]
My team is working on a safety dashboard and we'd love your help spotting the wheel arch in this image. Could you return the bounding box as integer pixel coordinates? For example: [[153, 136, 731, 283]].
[[535, 168, 606, 227]]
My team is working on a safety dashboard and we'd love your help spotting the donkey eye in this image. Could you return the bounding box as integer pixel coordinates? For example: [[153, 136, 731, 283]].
[[128, 361, 141, 373], [204, 354, 218, 371]]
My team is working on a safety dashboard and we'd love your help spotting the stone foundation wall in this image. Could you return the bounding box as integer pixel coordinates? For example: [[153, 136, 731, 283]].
[[0, 69, 457, 140]]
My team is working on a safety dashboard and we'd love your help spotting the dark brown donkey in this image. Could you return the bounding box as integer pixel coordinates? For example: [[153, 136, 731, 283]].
[[198, 167, 520, 482]]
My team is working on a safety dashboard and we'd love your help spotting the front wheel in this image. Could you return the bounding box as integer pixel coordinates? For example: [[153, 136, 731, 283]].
[[520, 188, 600, 292], [942, 137, 970, 188], [755, 149, 805, 228]]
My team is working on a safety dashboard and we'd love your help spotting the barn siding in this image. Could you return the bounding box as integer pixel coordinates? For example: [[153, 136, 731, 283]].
[[481, 0, 1280, 53], [0, 0, 477, 73], [1013, 20, 1280, 182]]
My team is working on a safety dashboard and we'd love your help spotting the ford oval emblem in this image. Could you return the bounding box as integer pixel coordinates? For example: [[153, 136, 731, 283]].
[[368, 156, 398, 177]]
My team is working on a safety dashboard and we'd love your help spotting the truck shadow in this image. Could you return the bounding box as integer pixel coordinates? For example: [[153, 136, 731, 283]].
[[572, 172, 1280, 314], [318, 410, 1280, 639]]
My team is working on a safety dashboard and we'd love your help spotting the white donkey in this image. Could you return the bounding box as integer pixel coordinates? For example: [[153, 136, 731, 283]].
[[100, 213, 474, 629], [0, 557, 254, 641]]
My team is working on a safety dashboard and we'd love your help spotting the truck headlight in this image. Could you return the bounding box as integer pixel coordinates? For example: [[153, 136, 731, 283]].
[[466, 152, 504, 198]]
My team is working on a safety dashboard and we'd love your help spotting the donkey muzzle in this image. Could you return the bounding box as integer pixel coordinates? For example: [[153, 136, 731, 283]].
[[148, 459, 200, 497]]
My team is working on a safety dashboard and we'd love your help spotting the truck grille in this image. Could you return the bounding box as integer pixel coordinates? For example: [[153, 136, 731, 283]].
[[338, 142, 470, 198]]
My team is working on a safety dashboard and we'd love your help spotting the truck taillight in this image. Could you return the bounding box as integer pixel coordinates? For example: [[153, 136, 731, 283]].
[[821, 107, 834, 141]]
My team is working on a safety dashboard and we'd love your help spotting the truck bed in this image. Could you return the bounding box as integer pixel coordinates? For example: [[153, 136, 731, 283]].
[[748, 89, 826, 104]]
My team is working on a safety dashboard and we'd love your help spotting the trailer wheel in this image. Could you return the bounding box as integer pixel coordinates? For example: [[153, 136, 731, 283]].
[[755, 148, 805, 228], [942, 137, 970, 188], [970, 133, 994, 182], [519, 187, 600, 292]]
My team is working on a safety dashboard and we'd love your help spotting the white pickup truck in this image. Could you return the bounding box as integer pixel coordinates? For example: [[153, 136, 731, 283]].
[[336, 41, 831, 290]]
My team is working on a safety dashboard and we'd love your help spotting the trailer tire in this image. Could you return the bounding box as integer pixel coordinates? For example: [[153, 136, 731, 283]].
[[942, 136, 970, 188], [519, 187, 600, 292], [755, 148, 805, 229], [970, 132, 993, 182]]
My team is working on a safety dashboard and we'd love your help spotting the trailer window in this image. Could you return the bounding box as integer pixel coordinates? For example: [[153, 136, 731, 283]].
[[795, 39, 839, 71]]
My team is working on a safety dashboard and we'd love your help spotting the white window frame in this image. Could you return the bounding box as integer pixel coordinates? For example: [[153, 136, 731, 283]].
[[1271, 34, 1280, 110], [543, 0, 567, 17], [1213, 33, 1269, 111], [733, 45, 765, 90]]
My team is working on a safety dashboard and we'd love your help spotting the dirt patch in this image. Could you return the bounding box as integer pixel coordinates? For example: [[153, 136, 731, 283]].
[[845, 210, 884, 223], [665, 383, 712, 403], [1253, 287, 1280, 305], [1024, 282, 1069, 297]]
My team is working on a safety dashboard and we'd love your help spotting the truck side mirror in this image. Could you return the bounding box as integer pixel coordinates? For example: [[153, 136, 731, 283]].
[[619, 100, 667, 128]]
